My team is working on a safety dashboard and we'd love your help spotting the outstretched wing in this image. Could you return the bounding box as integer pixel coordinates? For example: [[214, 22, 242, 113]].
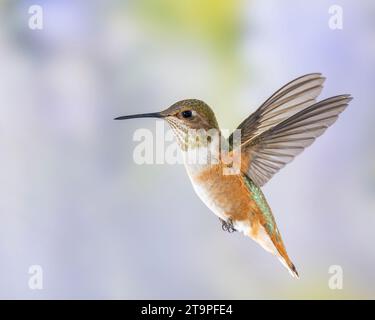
[[228, 73, 326, 146], [240, 95, 352, 186]]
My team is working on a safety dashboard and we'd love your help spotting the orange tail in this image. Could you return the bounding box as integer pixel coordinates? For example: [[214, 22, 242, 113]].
[[251, 220, 299, 279], [274, 242, 299, 279]]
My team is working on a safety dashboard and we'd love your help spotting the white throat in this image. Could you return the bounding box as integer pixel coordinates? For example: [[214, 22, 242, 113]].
[[182, 133, 221, 176]]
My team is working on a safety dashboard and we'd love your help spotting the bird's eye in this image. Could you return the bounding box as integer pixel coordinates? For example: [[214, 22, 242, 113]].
[[181, 110, 193, 118]]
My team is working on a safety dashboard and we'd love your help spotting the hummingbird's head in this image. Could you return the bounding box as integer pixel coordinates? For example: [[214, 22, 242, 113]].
[[115, 99, 219, 149], [160, 99, 219, 131]]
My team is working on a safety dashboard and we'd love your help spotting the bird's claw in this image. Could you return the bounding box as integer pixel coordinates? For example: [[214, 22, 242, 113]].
[[220, 218, 236, 233]]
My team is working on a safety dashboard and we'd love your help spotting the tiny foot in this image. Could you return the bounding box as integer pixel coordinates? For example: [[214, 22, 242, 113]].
[[220, 218, 236, 233]]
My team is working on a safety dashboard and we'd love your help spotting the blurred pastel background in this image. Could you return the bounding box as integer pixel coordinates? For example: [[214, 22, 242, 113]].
[[0, 0, 374, 299]]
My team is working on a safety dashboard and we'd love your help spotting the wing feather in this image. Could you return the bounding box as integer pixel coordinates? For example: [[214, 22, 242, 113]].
[[229, 73, 326, 145], [241, 95, 352, 186]]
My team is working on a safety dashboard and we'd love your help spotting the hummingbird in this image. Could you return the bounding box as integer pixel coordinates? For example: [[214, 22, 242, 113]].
[[115, 74, 352, 278]]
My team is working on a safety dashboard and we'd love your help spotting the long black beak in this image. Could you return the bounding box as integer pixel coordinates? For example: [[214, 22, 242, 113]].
[[114, 112, 163, 120]]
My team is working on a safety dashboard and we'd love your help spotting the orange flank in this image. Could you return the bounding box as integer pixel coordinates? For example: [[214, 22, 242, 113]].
[[192, 162, 299, 278]]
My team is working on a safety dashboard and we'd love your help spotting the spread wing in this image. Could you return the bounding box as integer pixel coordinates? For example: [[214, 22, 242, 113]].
[[228, 73, 326, 146], [238, 95, 352, 186]]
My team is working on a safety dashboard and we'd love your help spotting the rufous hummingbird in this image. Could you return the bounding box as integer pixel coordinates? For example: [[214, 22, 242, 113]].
[[115, 74, 352, 278]]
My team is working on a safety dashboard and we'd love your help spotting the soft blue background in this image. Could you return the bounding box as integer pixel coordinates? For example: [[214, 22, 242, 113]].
[[0, 0, 374, 299]]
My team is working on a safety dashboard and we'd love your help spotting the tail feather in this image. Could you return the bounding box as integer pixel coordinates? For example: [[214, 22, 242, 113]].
[[278, 255, 299, 279], [250, 221, 299, 279], [272, 230, 299, 279]]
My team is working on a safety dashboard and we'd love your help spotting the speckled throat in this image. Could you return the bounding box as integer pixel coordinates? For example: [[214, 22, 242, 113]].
[[166, 116, 222, 152]]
